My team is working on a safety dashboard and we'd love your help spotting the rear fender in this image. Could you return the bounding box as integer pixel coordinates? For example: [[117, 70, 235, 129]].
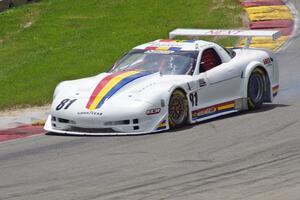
[[242, 61, 272, 102]]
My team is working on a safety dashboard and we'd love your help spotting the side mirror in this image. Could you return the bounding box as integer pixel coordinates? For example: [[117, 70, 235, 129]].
[[199, 61, 205, 73]]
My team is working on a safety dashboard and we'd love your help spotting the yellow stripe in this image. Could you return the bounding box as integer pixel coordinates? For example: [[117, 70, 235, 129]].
[[89, 70, 140, 110], [239, 36, 288, 51], [250, 43, 283, 51], [159, 123, 167, 127], [156, 46, 169, 51], [241, 36, 288, 44], [245, 5, 293, 21], [245, 5, 290, 14], [247, 12, 293, 21], [218, 103, 235, 111]]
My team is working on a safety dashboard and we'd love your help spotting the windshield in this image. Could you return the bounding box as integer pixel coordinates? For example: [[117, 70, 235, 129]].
[[110, 50, 198, 75]]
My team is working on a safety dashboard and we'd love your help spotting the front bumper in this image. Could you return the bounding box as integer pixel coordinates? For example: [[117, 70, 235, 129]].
[[45, 96, 170, 135], [44, 113, 169, 136]]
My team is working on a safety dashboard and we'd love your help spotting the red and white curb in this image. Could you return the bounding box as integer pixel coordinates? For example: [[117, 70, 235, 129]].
[[238, 0, 298, 51], [0, 123, 46, 142], [0, 106, 49, 142]]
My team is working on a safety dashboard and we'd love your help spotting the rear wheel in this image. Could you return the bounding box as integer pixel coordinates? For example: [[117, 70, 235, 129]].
[[168, 90, 188, 128], [247, 68, 266, 110]]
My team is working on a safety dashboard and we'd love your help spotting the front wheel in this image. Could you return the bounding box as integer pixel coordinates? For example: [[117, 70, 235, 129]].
[[247, 68, 266, 110], [168, 90, 188, 128]]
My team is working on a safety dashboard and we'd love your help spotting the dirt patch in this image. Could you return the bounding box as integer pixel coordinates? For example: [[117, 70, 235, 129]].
[[242, 10, 250, 27], [1, 6, 41, 45], [23, 21, 33, 29], [210, 0, 225, 11], [210, 0, 241, 11], [0, 104, 50, 129], [22, 8, 40, 29]]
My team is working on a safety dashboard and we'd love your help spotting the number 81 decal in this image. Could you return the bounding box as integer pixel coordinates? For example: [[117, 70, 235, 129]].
[[56, 99, 77, 110], [189, 92, 198, 107]]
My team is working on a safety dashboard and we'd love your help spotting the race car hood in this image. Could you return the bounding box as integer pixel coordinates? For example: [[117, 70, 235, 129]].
[[54, 70, 192, 111]]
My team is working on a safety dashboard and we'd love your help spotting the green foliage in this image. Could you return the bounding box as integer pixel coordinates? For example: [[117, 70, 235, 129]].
[[0, 0, 242, 109]]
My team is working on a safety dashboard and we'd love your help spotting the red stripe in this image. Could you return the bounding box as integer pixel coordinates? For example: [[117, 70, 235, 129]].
[[0, 125, 45, 142], [159, 39, 174, 42], [86, 71, 125, 109], [250, 20, 294, 36], [145, 46, 158, 50], [240, 0, 284, 7], [250, 20, 294, 29], [193, 106, 214, 113]]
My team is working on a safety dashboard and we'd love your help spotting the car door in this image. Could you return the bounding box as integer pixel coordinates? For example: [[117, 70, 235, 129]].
[[195, 47, 241, 108]]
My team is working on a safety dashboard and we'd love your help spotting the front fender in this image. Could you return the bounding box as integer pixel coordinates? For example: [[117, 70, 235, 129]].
[[133, 79, 191, 107], [53, 81, 72, 99]]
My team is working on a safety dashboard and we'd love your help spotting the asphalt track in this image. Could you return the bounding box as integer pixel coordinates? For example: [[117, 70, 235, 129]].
[[1, 3, 300, 200]]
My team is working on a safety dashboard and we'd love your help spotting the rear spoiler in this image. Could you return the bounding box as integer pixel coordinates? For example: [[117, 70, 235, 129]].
[[169, 28, 282, 48]]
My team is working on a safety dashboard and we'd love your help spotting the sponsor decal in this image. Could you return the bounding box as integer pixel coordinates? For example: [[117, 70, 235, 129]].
[[263, 57, 272, 65], [146, 108, 161, 115], [272, 84, 279, 97], [136, 82, 157, 93], [86, 70, 153, 110], [145, 50, 174, 54], [77, 111, 103, 116], [144, 46, 182, 51], [156, 119, 167, 130], [192, 100, 236, 121], [205, 30, 243, 36]]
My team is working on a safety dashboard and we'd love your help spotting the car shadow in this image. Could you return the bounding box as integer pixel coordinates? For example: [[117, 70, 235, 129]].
[[45, 130, 166, 138], [246, 103, 289, 113], [169, 103, 290, 133]]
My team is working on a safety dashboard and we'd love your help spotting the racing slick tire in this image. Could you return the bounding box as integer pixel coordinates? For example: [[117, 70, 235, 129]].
[[247, 68, 267, 110], [168, 90, 188, 128]]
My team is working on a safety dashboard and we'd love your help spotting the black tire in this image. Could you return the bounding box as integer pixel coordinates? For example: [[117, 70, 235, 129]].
[[247, 68, 266, 110], [168, 90, 188, 128]]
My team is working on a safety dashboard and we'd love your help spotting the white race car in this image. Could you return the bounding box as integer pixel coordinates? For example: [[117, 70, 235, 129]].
[[44, 29, 281, 135]]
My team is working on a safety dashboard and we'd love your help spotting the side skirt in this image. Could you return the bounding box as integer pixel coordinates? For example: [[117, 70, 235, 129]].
[[190, 98, 248, 124]]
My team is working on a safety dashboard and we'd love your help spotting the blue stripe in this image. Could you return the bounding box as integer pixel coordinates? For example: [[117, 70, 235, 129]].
[[168, 47, 182, 51], [192, 107, 235, 121], [95, 71, 152, 109], [184, 40, 196, 43], [156, 126, 166, 130]]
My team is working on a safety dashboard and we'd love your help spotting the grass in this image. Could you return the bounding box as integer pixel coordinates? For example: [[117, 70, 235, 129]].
[[0, 0, 243, 110]]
